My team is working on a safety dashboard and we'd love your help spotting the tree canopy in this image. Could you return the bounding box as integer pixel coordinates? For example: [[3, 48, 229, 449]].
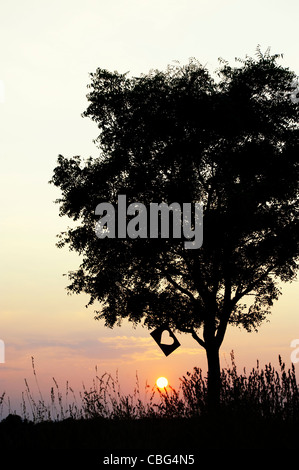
[[50, 47, 299, 406]]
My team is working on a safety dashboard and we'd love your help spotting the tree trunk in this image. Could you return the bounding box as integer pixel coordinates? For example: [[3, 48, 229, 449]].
[[206, 344, 221, 412]]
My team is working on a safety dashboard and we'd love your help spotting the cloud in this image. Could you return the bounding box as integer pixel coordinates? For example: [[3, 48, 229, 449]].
[[2, 331, 204, 370], [96, 335, 159, 363], [96, 335, 205, 364], [98, 336, 153, 348]]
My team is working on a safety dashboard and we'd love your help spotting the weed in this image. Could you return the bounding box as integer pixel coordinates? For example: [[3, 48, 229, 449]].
[[1, 352, 298, 424]]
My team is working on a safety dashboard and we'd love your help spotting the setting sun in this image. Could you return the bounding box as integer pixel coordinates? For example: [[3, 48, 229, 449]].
[[156, 377, 168, 389]]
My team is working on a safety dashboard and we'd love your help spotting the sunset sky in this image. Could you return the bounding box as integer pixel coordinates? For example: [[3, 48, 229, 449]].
[[0, 0, 298, 415]]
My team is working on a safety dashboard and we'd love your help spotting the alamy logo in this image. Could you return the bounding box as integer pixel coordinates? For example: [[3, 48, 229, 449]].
[[95, 195, 203, 249], [290, 339, 299, 364], [290, 77, 299, 104]]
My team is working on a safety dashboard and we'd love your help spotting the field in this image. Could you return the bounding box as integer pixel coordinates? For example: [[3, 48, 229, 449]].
[[0, 353, 298, 452]]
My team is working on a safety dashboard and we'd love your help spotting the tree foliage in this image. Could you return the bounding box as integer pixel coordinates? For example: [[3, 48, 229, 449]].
[[50, 47, 298, 355]]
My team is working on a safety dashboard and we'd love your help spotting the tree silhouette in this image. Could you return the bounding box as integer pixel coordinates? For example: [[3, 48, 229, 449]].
[[50, 47, 299, 410]]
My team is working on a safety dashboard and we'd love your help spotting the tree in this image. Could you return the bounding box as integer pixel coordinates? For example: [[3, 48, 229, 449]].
[[50, 47, 299, 410]]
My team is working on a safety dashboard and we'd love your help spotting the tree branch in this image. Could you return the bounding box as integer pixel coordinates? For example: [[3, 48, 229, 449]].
[[231, 263, 278, 306], [180, 327, 206, 349], [215, 264, 277, 348], [162, 269, 198, 306], [191, 329, 206, 348]]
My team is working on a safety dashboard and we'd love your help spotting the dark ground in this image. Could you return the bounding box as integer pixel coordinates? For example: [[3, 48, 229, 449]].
[[0, 412, 298, 450]]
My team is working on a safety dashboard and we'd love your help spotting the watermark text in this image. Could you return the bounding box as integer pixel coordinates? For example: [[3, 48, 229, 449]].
[[290, 339, 299, 363], [95, 195, 203, 249], [290, 77, 299, 104]]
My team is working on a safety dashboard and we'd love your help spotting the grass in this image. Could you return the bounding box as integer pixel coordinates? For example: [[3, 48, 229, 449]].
[[0, 352, 298, 449]]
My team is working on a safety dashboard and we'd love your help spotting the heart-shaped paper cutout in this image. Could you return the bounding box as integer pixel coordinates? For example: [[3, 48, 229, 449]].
[[160, 330, 174, 346]]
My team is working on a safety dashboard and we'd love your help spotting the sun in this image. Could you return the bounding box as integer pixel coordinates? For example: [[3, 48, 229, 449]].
[[156, 376, 168, 389]]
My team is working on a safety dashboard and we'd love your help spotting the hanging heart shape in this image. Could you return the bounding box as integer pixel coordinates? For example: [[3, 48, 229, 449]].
[[150, 325, 181, 356], [160, 329, 175, 346]]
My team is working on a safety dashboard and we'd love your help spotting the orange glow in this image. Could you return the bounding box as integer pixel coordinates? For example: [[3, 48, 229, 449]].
[[156, 376, 168, 388]]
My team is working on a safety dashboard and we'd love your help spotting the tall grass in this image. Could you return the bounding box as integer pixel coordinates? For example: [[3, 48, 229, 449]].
[[218, 352, 299, 420], [1, 352, 298, 423]]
